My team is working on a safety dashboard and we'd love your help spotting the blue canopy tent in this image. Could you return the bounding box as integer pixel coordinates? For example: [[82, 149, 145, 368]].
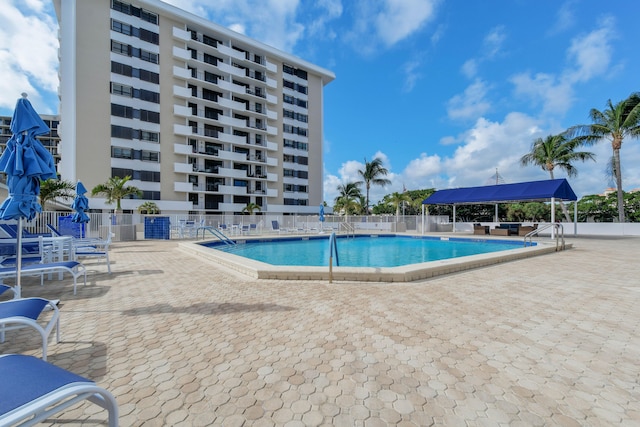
[[421, 179, 578, 234]]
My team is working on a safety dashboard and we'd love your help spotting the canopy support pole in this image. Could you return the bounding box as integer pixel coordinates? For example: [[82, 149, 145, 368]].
[[494, 204, 498, 222], [452, 205, 456, 233], [551, 197, 556, 239]]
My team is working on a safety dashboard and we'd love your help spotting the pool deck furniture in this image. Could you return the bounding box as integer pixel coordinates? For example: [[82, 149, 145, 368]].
[[0, 261, 87, 296], [518, 224, 538, 236], [0, 297, 60, 361], [473, 224, 490, 235], [0, 354, 118, 427], [489, 227, 510, 236]]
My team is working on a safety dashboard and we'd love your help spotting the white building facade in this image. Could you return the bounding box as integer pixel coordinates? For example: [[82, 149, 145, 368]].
[[54, 0, 334, 215]]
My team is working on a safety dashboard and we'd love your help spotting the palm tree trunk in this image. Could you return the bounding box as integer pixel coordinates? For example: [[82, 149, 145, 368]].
[[613, 147, 625, 222]]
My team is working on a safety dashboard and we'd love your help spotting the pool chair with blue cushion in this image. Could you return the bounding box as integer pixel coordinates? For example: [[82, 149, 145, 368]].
[[0, 284, 15, 299], [0, 297, 60, 361], [0, 354, 119, 427], [271, 220, 291, 234], [73, 233, 112, 274]]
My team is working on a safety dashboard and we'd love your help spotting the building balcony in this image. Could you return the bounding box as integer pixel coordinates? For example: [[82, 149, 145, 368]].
[[218, 97, 247, 111], [172, 46, 190, 61], [174, 181, 194, 192], [173, 66, 191, 80], [216, 44, 246, 62], [217, 185, 249, 196], [265, 60, 277, 73], [174, 162, 193, 174], [172, 26, 190, 42], [218, 202, 248, 212], [173, 85, 192, 99], [266, 125, 278, 136], [173, 143, 193, 155], [266, 76, 277, 89], [217, 167, 249, 179]]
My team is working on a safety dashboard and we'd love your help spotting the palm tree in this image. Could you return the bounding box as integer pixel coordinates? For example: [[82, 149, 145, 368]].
[[137, 201, 160, 214], [333, 182, 363, 215], [91, 176, 142, 212], [520, 133, 595, 221], [357, 157, 391, 213], [387, 192, 412, 218], [570, 93, 640, 222], [39, 179, 76, 210], [242, 202, 261, 215]]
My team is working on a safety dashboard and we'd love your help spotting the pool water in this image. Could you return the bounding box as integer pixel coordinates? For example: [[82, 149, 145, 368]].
[[207, 235, 528, 268]]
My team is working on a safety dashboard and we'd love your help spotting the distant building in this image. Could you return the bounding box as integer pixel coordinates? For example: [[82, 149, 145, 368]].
[[53, 0, 334, 214], [0, 114, 61, 169]]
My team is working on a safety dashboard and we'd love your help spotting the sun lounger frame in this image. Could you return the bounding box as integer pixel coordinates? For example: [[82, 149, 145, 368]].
[[0, 261, 87, 295], [0, 298, 60, 361], [0, 354, 118, 427]]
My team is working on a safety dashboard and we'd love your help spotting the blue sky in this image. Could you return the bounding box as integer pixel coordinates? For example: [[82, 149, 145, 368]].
[[2, 0, 639, 205]]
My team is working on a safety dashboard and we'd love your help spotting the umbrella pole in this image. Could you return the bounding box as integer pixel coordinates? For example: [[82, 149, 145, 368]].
[[15, 217, 23, 298]]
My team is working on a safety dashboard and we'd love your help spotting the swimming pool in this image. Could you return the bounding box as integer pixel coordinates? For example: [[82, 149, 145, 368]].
[[180, 234, 560, 282], [203, 235, 528, 267]]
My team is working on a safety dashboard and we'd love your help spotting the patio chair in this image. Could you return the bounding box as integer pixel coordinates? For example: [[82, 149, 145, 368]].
[[73, 233, 111, 274], [0, 297, 60, 361], [0, 284, 14, 299], [271, 220, 290, 233], [0, 354, 118, 426]]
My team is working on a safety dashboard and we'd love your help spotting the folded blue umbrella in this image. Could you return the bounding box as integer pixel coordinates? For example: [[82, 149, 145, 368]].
[[71, 181, 90, 223], [0, 94, 57, 221]]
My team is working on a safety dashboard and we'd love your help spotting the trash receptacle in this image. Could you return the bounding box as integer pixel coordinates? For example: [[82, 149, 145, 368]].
[[58, 215, 85, 238], [144, 217, 170, 239]]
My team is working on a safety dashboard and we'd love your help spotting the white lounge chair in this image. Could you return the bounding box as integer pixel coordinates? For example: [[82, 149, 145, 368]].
[[0, 261, 87, 295], [0, 354, 119, 426], [0, 297, 60, 361]]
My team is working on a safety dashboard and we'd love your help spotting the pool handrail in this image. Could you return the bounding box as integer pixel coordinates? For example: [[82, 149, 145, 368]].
[[328, 232, 339, 283]]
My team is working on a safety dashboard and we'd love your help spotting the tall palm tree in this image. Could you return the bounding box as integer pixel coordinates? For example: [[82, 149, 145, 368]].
[[91, 176, 142, 212], [520, 134, 595, 221], [333, 182, 362, 215], [570, 92, 640, 222], [39, 178, 76, 210], [357, 157, 391, 213], [387, 192, 412, 218]]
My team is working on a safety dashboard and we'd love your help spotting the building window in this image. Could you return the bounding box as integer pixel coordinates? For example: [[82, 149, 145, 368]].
[[140, 130, 159, 142], [111, 19, 132, 36], [141, 150, 160, 162], [111, 40, 130, 56], [112, 147, 133, 159], [111, 82, 133, 97]]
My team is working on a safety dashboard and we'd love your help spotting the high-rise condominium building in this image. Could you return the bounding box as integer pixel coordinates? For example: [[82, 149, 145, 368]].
[[53, 0, 334, 215]]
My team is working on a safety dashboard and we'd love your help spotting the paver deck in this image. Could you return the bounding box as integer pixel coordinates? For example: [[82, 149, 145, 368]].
[[1, 235, 639, 426]]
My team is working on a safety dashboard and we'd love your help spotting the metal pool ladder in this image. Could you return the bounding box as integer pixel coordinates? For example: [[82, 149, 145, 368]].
[[524, 223, 565, 251], [329, 232, 339, 283], [197, 226, 236, 245]]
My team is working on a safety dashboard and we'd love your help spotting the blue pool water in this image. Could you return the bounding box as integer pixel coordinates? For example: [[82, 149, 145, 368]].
[[204, 235, 529, 268]]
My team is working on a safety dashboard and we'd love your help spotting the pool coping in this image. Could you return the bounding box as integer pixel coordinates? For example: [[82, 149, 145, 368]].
[[178, 233, 569, 282]]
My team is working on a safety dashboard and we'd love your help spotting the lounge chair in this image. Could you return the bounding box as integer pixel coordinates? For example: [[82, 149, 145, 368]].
[[0, 261, 87, 295], [73, 233, 111, 274], [271, 220, 291, 233], [0, 354, 118, 426], [0, 297, 60, 361], [0, 284, 14, 299]]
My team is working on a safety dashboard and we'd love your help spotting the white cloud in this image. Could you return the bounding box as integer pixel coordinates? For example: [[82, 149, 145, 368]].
[[548, 0, 577, 35], [509, 17, 617, 118], [510, 72, 574, 116], [565, 15, 616, 83], [375, 0, 438, 47], [461, 59, 477, 79], [482, 25, 506, 58], [165, 0, 304, 52], [0, 1, 59, 113], [446, 79, 491, 121], [402, 59, 422, 92]]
